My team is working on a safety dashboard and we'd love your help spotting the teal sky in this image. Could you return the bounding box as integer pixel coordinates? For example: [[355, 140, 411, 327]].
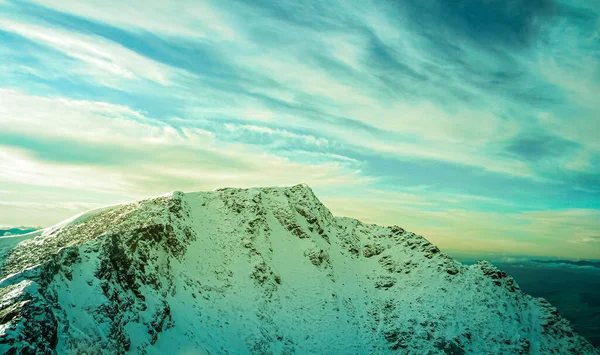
[[0, 0, 598, 259]]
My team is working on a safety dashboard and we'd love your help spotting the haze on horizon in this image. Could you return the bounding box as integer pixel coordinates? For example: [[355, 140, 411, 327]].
[[0, 0, 598, 259]]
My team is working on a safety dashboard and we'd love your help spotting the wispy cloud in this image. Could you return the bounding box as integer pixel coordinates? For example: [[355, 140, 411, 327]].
[[0, 18, 189, 87], [570, 236, 600, 244], [25, 0, 240, 39]]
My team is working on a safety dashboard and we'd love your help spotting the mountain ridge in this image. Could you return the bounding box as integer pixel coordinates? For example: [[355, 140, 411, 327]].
[[532, 260, 600, 269], [0, 227, 39, 237], [0, 184, 597, 354]]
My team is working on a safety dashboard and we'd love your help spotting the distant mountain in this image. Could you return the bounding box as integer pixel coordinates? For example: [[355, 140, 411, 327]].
[[532, 259, 600, 269], [0, 226, 39, 236], [0, 185, 597, 354]]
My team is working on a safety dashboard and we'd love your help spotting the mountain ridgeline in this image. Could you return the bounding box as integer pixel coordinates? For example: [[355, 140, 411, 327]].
[[0, 227, 38, 237], [0, 185, 597, 354]]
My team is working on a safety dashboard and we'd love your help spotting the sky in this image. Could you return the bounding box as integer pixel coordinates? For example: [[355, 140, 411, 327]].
[[0, 0, 598, 259]]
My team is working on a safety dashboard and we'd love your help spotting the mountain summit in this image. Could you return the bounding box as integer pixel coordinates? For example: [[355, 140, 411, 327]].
[[0, 185, 597, 354]]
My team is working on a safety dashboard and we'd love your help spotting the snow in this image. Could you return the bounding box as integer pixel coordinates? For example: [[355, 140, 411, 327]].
[[0, 184, 597, 354]]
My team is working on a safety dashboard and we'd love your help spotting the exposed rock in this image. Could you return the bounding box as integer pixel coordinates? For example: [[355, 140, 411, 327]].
[[363, 243, 385, 258]]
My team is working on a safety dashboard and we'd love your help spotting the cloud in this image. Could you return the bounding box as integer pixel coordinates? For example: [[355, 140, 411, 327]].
[[2, 0, 597, 188], [24, 0, 240, 40], [396, 0, 557, 48], [0, 18, 189, 87], [0, 147, 135, 195], [8, 0, 524, 179], [0, 194, 109, 228], [223, 123, 330, 149], [505, 134, 579, 161], [570, 236, 600, 244]]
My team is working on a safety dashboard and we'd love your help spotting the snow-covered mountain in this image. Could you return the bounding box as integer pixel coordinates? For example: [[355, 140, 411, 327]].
[[0, 185, 597, 354]]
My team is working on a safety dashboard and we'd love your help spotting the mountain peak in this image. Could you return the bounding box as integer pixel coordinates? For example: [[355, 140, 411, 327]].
[[0, 187, 597, 354], [213, 183, 316, 199]]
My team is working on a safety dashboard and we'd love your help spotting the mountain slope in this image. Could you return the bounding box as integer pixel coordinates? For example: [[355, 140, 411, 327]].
[[0, 185, 597, 354]]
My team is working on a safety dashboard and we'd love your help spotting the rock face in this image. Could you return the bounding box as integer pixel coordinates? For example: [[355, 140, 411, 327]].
[[0, 185, 597, 354]]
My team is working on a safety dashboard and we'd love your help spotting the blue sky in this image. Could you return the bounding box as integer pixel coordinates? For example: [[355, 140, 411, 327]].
[[0, 0, 599, 258]]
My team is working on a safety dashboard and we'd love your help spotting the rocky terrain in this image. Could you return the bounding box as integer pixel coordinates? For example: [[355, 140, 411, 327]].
[[0, 185, 597, 354]]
